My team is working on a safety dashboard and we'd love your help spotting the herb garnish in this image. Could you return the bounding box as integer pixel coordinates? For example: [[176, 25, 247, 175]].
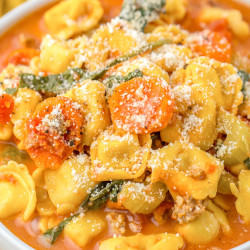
[[5, 39, 170, 95], [238, 70, 250, 100], [104, 69, 143, 88], [43, 180, 124, 244], [244, 157, 250, 170], [120, 0, 166, 31]]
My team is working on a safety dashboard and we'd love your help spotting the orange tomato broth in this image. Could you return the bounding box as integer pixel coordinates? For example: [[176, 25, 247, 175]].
[[0, 0, 250, 249]]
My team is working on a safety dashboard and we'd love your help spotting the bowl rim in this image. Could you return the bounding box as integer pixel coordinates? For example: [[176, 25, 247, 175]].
[[0, 0, 250, 250], [0, 2, 56, 249], [0, 0, 55, 36]]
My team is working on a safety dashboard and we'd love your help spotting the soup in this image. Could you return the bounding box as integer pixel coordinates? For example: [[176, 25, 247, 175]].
[[0, 0, 249, 249]]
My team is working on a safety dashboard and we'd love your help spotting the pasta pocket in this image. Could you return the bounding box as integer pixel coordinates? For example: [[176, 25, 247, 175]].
[[91, 127, 151, 181], [99, 233, 184, 250], [187, 57, 243, 114], [149, 44, 192, 72], [230, 170, 250, 223], [65, 80, 111, 146], [216, 110, 250, 166], [147, 24, 188, 44], [40, 35, 76, 74], [91, 19, 140, 56], [0, 123, 13, 141], [44, 154, 96, 215], [38, 215, 61, 234], [64, 211, 106, 248], [44, 0, 103, 39], [118, 181, 167, 214], [150, 142, 223, 200], [161, 85, 217, 151], [207, 200, 231, 234], [200, 7, 249, 39], [178, 211, 219, 244], [117, 58, 169, 82], [32, 168, 56, 216], [11, 88, 42, 150], [0, 161, 36, 221]]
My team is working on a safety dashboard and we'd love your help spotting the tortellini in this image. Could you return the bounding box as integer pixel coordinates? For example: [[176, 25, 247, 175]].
[[238, 77, 250, 119], [38, 216, 60, 234], [44, 0, 104, 39], [65, 79, 111, 146], [149, 44, 192, 72], [161, 85, 217, 151], [91, 127, 151, 181], [217, 170, 238, 195], [207, 200, 231, 234], [216, 110, 250, 166], [0, 123, 13, 141], [91, 19, 140, 56], [150, 142, 224, 200], [0, 63, 31, 89], [200, 7, 249, 39], [84, 19, 141, 71], [146, 0, 187, 31], [44, 154, 96, 215], [118, 181, 167, 214], [118, 58, 169, 82], [163, 0, 187, 22], [99, 233, 184, 250], [32, 168, 56, 216], [186, 57, 243, 114], [11, 88, 42, 150], [161, 57, 244, 151], [39, 35, 76, 74], [0, 161, 36, 221], [230, 170, 250, 223], [147, 24, 188, 44], [64, 211, 106, 248], [178, 211, 219, 244]]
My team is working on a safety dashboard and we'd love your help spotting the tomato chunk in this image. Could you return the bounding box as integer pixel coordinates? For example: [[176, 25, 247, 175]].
[[0, 94, 14, 124], [109, 77, 174, 134], [190, 27, 232, 62], [24, 96, 84, 169], [6, 48, 39, 66]]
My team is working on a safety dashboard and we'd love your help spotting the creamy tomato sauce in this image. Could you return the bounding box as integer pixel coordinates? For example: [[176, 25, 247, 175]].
[[0, 0, 250, 249]]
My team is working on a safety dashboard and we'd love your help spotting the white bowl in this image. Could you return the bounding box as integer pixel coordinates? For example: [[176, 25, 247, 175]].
[[0, 0, 250, 249]]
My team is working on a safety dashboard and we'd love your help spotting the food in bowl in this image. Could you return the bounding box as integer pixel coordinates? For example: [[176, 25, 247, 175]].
[[0, 0, 249, 249]]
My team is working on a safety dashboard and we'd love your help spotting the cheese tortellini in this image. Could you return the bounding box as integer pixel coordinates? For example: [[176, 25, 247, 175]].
[[0, 123, 13, 141], [11, 88, 42, 150], [186, 57, 243, 114], [161, 56, 243, 150], [150, 142, 224, 200], [230, 170, 250, 223], [200, 7, 249, 39], [99, 233, 184, 250], [91, 127, 151, 181], [178, 211, 219, 244], [32, 168, 56, 216], [65, 79, 111, 146], [207, 200, 231, 234], [64, 211, 106, 247], [44, 0, 104, 39], [118, 181, 167, 214], [0, 161, 36, 221], [44, 154, 96, 215], [39, 35, 76, 74], [161, 85, 217, 151], [216, 110, 250, 166]]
